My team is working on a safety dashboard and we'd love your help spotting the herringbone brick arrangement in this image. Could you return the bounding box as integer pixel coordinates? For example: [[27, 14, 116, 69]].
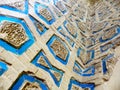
[[0, 0, 120, 90]]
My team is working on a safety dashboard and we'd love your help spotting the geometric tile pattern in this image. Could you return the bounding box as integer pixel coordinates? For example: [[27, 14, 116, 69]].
[[30, 16, 48, 36], [0, 61, 8, 76], [10, 73, 49, 90], [102, 54, 114, 74], [64, 21, 77, 38], [73, 61, 95, 76], [34, 2, 56, 25], [57, 26, 75, 47], [0, 15, 35, 55], [53, 0, 67, 14], [31, 50, 64, 87], [0, 0, 120, 90], [77, 48, 95, 64], [68, 78, 95, 90], [47, 35, 70, 65]]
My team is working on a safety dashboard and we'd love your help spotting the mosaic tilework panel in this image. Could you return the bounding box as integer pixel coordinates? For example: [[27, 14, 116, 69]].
[[0, 0, 120, 90]]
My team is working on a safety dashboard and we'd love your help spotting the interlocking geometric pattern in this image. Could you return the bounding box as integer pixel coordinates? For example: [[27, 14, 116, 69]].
[[0, 0, 120, 90]]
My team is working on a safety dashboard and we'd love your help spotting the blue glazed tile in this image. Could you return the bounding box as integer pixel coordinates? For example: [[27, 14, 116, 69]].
[[66, 36, 75, 47], [73, 61, 95, 77], [57, 26, 66, 37], [0, 15, 35, 55], [99, 26, 120, 43], [73, 61, 82, 73], [0, 61, 8, 76], [77, 48, 81, 57], [68, 79, 95, 90], [63, 21, 77, 38], [53, 0, 67, 14], [77, 48, 94, 64], [57, 26, 75, 47], [32, 51, 52, 70], [31, 51, 64, 87], [11, 74, 49, 90], [47, 35, 70, 65], [100, 43, 113, 52], [86, 50, 95, 64], [82, 66, 95, 76], [30, 16, 48, 36], [34, 2, 55, 25], [102, 54, 114, 74], [49, 67, 64, 86]]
